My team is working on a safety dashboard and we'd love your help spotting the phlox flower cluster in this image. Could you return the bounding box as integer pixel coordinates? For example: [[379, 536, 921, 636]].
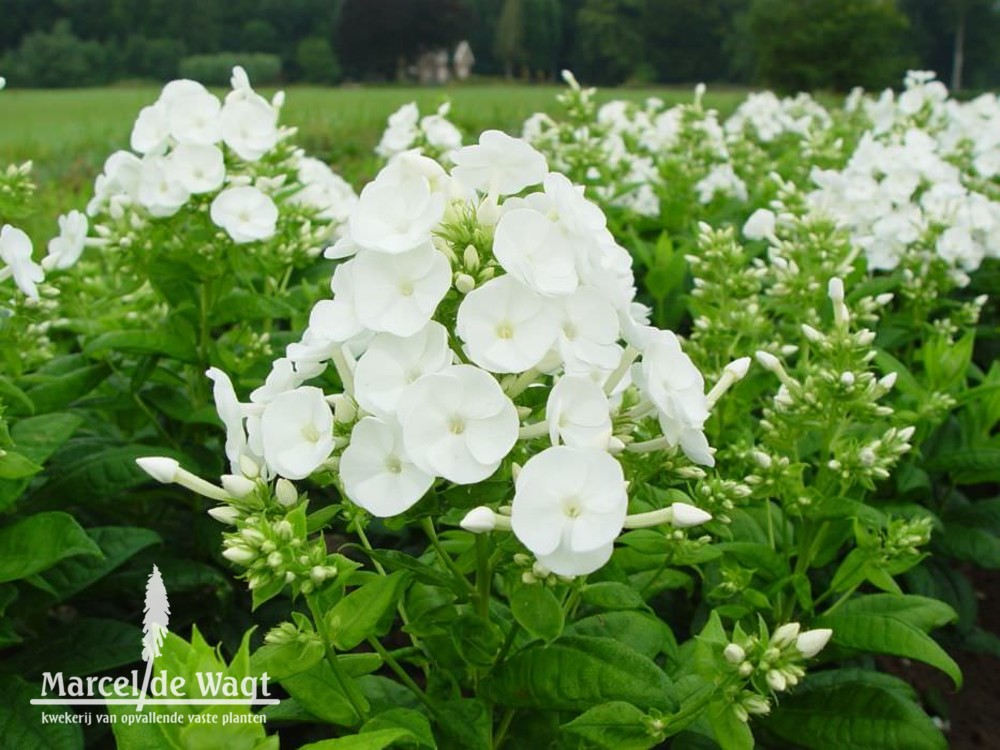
[[196, 133, 735, 576], [810, 72, 1000, 280], [725, 91, 832, 144], [376, 101, 464, 163], [51, 66, 356, 279]]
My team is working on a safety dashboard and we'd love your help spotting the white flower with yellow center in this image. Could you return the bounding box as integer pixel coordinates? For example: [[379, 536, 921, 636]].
[[456, 274, 560, 373], [511, 446, 628, 576], [210, 186, 278, 244], [352, 244, 451, 336], [260, 386, 334, 480], [354, 321, 453, 417], [341, 416, 435, 517], [398, 365, 518, 484]]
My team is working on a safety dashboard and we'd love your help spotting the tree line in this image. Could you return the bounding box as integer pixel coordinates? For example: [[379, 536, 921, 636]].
[[1, 0, 997, 91]]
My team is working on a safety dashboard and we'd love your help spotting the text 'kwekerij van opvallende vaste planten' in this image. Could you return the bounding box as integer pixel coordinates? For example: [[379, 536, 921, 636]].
[[1, 67, 999, 749]]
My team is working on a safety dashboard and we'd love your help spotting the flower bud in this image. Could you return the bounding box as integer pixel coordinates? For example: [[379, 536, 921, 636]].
[[238, 454, 260, 478], [463, 245, 480, 272], [723, 643, 746, 664], [222, 474, 256, 499], [275, 478, 298, 507], [766, 669, 787, 692], [222, 546, 257, 565], [136, 457, 180, 484], [267, 551, 284, 568], [461, 506, 497, 533], [795, 628, 833, 658], [208, 505, 241, 525], [455, 273, 476, 294], [670, 502, 713, 528], [771, 622, 801, 648]]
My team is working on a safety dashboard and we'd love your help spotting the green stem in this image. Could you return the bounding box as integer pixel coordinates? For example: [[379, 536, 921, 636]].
[[306, 597, 369, 723], [493, 708, 516, 750], [476, 535, 491, 619], [422, 517, 475, 595], [821, 583, 860, 617], [366, 636, 434, 711], [494, 622, 522, 667]]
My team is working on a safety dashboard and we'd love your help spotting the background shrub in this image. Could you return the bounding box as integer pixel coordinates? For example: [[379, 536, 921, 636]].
[[178, 52, 282, 86]]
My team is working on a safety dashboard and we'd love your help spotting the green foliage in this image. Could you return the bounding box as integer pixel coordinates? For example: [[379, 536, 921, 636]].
[[178, 52, 282, 86], [297, 37, 341, 84], [747, 0, 914, 91], [1, 20, 111, 87]]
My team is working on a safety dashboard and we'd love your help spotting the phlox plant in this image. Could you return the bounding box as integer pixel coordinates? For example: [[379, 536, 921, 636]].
[[138, 125, 968, 750], [0, 68, 360, 746], [2, 65, 998, 750]]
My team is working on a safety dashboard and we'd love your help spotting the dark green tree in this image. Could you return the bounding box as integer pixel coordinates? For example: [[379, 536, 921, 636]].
[[573, 0, 644, 85], [748, 0, 914, 92]]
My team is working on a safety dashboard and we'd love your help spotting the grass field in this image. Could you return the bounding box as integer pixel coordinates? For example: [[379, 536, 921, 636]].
[[0, 84, 751, 241]]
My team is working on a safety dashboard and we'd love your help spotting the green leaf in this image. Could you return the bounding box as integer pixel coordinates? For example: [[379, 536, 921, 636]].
[[581, 582, 647, 610], [300, 729, 414, 750], [40, 444, 187, 503], [251, 639, 325, 682], [277, 661, 366, 728], [561, 702, 661, 750], [40, 526, 161, 601], [0, 513, 102, 583], [327, 572, 410, 651], [212, 289, 298, 325], [567, 611, 676, 662], [453, 613, 502, 667], [362, 708, 436, 748], [0, 676, 83, 750], [432, 699, 491, 750], [817, 594, 961, 688], [510, 584, 564, 642], [84, 329, 200, 364], [928, 448, 1000, 484], [0, 451, 43, 479], [19, 358, 111, 414], [486, 636, 677, 712], [937, 500, 1000, 568], [7, 618, 143, 677], [763, 669, 946, 750], [10, 413, 83, 464], [709, 699, 754, 750]]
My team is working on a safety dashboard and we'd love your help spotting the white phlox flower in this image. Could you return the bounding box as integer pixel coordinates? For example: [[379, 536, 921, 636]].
[[546, 376, 613, 449], [354, 321, 453, 417], [398, 364, 519, 484], [510, 446, 628, 576], [210, 186, 278, 244], [0, 225, 44, 299], [348, 168, 446, 254], [138, 156, 190, 217], [451, 129, 548, 197], [260, 386, 334, 480], [340, 416, 435, 517], [351, 243, 451, 336], [44, 210, 89, 270], [456, 274, 560, 373], [555, 286, 622, 376], [492, 207, 578, 295], [220, 84, 279, 161], [169, 144, 226, 194], [634, 330, 714, 466]]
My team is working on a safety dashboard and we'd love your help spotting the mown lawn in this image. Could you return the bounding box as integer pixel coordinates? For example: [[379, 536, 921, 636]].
[[0, 83, 751, 240]]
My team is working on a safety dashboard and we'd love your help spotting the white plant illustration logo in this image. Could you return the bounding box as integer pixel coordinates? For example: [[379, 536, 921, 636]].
[[136, 565, 170, 711]]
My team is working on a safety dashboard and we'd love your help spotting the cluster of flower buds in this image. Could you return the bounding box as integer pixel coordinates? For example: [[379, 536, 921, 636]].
[[721, 621, 833, 721]]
